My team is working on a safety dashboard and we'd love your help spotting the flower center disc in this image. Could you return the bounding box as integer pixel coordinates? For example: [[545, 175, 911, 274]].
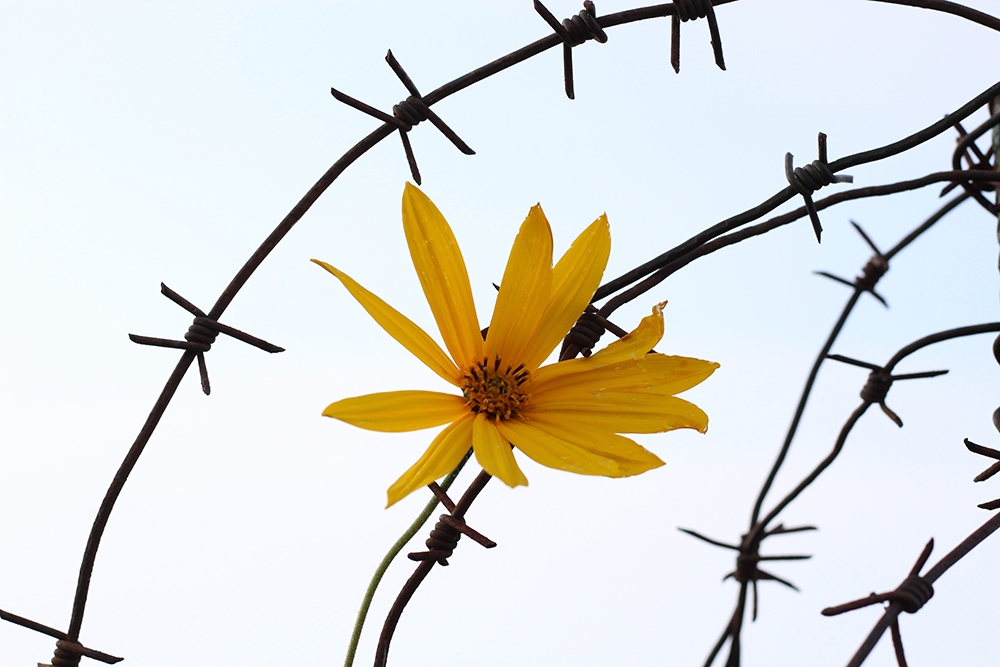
[[461, 357, 529, 420]]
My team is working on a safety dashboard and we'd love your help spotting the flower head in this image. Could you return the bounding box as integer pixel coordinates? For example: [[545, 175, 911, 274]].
[[314, 183, 718, 506]]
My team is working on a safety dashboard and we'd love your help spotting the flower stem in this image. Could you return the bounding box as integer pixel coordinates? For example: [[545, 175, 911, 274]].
[[343, 450, 472, 667]]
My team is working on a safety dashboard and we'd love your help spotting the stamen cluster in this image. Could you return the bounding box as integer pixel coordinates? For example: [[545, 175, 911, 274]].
[[461, 357, 529, 420]]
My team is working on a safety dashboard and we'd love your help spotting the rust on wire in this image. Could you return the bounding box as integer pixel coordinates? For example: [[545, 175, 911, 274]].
[[835, 510, 1000, 667]]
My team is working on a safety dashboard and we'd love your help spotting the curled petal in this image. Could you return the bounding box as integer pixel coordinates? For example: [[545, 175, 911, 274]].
[[324, 391, 468, 432], [402, 183, 483, 367], [387, 415, 474, 507], [472, 413, 528, 488]]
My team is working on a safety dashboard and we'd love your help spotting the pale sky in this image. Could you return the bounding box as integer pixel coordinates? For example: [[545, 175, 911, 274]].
[[2, 2, 1000, 666]]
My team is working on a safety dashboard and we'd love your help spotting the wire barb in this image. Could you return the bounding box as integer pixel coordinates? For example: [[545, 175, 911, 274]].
[[329, 50, 474, 185], [826, 354, 947, 427], [670, 0, 726, 73], [408, 512, 496, 566], [822, 540, 935, 666], [128, 283, 283, 395], [534, 0, 607, 99], [785, 133, 854, 242], [0, 609, 122, 664], [560, 310, 607, 357], [964, 438, 1000, 509], [815, 220, 890, 307], [679, 523, 814, 622]]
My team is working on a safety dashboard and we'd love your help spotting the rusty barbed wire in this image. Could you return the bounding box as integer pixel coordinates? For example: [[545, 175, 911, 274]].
[[330, 50, 475, 185], [823, 539, 935, 667], [6, 2, 1000, 666], [785, 133, 855, 242], [683, 184, 1000, 666], [0, 610, 121, 665], [815, 221, 890, 306], [824, 507, 1000, 666], [128, 283, 283, 395], [533, 0, 608, 99]]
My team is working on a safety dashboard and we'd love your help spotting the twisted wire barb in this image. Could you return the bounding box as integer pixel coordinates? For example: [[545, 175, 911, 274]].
[[687, 195, 991, 666], [829, 508, 1000, 667], [815, 221, 891, 307], [823, 540, 935, 667], [785, 133, 854, 242], [534, 0, 608, 99], [671, 0, 726, 72], [0, 610, 121, 665], [330, 50, 475, 185], [129, 283, 283, 395], [373, 470, 494, 667]]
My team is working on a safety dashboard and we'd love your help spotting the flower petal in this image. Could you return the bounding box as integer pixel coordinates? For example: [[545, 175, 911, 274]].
[[485, 205, 554, 364], [312, 259, 461, 386], [323, 390, 468, 432], [402, 183, 483, 367], [532, 354, 720, 398], [519, 214, 611, 371], [519, 415, 665, 476], [386, 415, 474, 507], [472, 413, 528, 488], [525, 392, 710, 434], [495, 418, 620, 476]]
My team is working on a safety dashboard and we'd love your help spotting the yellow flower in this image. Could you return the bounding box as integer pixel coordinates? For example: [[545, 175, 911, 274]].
[[314, 183, 719, 507]]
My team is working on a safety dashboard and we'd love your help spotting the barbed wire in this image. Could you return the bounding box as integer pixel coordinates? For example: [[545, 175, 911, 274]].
[[3, 1, 1000, 666]]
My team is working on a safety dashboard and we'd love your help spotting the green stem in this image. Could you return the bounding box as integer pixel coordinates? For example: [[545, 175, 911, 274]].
[[343, 451, 472, 667]]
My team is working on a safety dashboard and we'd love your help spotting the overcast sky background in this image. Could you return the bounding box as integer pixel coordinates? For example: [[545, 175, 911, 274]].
[[3, 2, 1000, 666]]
